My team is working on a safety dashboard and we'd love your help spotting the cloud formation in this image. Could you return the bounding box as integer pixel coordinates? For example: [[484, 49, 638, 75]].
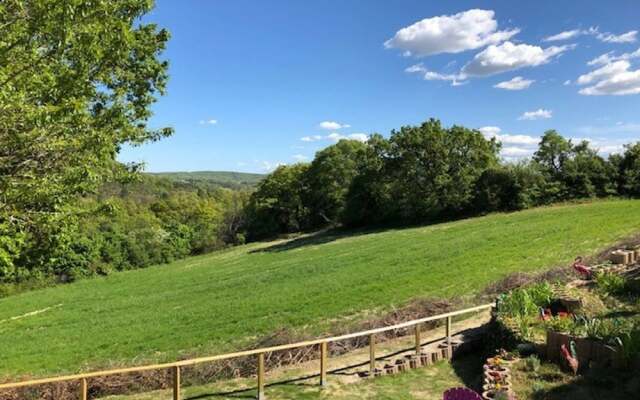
[[384, 9, 518, 57], [199, 119, 218, 125], [518, 109, 553, 120], [462, 42, 573, 77], [543, 27, 637, 44], [544, 29, 583, 42], [577, 60, 640, 96], [494, 76, 535, 90], [319, 121, 350, 130], [301, 133, 369, 143], [405, 63, 467, 86], [597, 30, 637, 43]]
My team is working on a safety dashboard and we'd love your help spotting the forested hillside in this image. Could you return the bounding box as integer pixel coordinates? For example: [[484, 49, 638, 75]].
[[149, 171, 264, 189]]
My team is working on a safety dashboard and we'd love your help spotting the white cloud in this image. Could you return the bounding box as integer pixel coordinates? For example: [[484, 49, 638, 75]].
[[384, 9, 518, 57], [596, 30, 637, 43], [462, 42, 574, 77], [577, 60, 630, 85], [588, 47, 640, 66], [199, 119, 218, 125], [301, 133, 369, 143], [493, 76, 534, 90], [479, 126, 539, 145], [405, 63, 467, 86], [518, 109, 552, 120], [319, 121, 350, 130], [348, 133, 369, 142], [563, 80, 572, 85], [301, 135, 323, 142], [478, 126, 501, 136], [544, 29, 583, 42], [577, 60, 640, 96], [292, 154, 308, 161], [543, 27, 637, 44], [502, 146, 534, 157]]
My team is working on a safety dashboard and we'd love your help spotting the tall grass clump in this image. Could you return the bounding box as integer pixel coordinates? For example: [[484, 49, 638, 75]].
[[497, 283, 553, 318]]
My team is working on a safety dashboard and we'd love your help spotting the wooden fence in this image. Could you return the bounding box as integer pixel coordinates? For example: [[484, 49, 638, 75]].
[[0, 303, 494, 400]]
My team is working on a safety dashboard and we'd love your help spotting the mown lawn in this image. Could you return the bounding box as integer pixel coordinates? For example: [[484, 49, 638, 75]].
[[2, 200, 640, 378], [105, 358, 481, 400]]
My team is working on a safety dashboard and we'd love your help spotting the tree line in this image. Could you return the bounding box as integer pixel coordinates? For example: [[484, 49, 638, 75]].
[[245, 119, 640, 239]]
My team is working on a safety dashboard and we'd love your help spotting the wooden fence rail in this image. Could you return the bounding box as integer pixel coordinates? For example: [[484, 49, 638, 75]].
[[0, 303, 494, 399]]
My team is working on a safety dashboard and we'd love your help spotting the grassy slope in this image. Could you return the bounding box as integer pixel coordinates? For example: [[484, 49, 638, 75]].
[[2, 200, 640, 378], [148, 171, 264, 186]]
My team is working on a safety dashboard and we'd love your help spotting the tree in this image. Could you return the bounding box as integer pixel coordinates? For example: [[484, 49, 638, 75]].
[[619, 143, 640, 196], [0, 0, 171, 282], [386, 119, 500, 221], [342, 134, 393, 227], [305, 139, 368, 227], [246, 164, 310, 239], [533, 130, 572, 201]]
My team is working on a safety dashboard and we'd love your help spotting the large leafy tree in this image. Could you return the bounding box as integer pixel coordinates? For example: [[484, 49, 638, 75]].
[[386, 119, 500, 220], [619, 143, 640, 196], [246, 164, 311, 239], [304, 139, 368, 227], [0, 0, 171, 281]]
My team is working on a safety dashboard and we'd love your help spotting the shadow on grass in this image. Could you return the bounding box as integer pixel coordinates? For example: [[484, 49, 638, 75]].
[[529, 368, 640, 400], [184, 336, 450, 399], [449, 353, 485, 394], [248, 227, 390, 254]]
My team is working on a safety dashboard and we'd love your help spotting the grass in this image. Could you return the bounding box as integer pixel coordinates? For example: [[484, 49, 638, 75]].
[[3, 199, 640, 379], [104, 357, 483, 400]]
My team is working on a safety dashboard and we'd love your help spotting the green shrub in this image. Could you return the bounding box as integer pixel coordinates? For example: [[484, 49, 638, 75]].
[[497, 282, 554, 318], [595, 271, 627, 296], [525, 354, 541, 373]]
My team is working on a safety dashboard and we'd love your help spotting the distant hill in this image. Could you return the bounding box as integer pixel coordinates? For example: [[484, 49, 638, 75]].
[[148, 171, 264, 189]]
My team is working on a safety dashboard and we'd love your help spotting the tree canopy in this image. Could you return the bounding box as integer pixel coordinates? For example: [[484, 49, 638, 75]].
[[0, 0, 171, 281]]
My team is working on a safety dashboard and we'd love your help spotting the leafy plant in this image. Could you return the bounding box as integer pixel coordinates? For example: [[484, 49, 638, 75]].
[[525, 354, 541, 374], [614, 328, 640, 362], [544, 315, 576, 334], [497, 283, 553, 318], [595, 271, 628, 296]]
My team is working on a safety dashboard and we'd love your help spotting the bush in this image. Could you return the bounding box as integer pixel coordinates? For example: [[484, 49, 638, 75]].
[[595, 271, 628, 296], [525, 354, 541, 373], [497, 283, 554, 318]]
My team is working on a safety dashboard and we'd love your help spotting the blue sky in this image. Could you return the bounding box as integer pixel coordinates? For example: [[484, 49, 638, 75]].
[[118, 0, 640, 173]]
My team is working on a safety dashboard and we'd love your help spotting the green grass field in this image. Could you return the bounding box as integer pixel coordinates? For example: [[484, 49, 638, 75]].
[[2, 200, 640, 379]]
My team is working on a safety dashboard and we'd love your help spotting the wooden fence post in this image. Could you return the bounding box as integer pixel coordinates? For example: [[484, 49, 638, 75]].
[[80, 378, 87, 400], [172, 366, 181, 400], [414, 324, 421, 354], [257, 353, 265, 400], [446, 316, 452, 357], [369, 334, 376, 373], [320, 342, 328, 387]]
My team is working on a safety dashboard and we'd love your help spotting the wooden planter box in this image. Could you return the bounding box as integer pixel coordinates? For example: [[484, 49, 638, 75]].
[[610, 250, 635, 265], [546, 330, 625, 370]]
